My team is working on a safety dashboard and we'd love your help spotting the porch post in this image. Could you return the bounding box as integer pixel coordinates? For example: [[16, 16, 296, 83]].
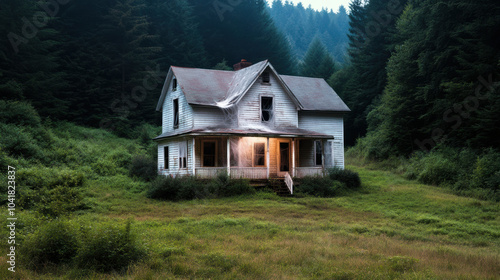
[[292, 138, 296, 177], [192, 138, 196, 176], [227, 137, 231, 177], [266, 137, 270, 179]]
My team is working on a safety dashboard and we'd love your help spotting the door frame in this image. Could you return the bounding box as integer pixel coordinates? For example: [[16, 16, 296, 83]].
[[277, 139, 291, 177]]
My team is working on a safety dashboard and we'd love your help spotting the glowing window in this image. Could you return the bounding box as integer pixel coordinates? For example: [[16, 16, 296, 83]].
[[254, 142, 266, 167]]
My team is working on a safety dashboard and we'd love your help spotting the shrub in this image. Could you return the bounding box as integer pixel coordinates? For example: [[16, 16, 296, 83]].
[[147, 173, 255, 201], [129, 155, 157, 181], [327, 167, 361, 189], [22, 220, 79, 269], [295, 176, 344, 197], [147, 176, 182, 201], [75, 221, 144, 272], [17, 168, 86, 216]]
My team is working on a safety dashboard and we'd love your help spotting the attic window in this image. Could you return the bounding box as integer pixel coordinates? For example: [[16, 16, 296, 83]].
[[173, 98, 179, 129], [262, 72, 270, 83], [261, 96, 273, 122], [173, 78, 177, 91]]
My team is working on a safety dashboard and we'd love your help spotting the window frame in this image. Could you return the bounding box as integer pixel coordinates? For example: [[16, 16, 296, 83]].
[[253, 142, 266, 167], [173, 98, 179, 129], [179, 141, 188, 169], [201, 139, 218, 167], [260, 96, 274, 123], [163, 146, 169, 170], [314, 140, 323, 166], [261, 72, 270, 84], [172, 78, 177, 91]]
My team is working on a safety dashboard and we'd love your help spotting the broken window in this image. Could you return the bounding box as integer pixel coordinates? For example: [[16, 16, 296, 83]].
[[261, 96, 273, 122], [262, 72, 270, 83], [202, 140, 217, 167], [164, 146, 169, 170], [315, 140, 322, 166], [254, 142, 266, 167], [173, 98, 179, 128], [173, 78, 177, 91]]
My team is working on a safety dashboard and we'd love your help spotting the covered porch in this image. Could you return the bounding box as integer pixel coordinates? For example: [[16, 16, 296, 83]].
[[188, 128, 335, 180]]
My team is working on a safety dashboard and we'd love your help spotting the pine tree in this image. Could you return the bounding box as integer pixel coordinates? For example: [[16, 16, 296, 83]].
[[300, 37, 335, 79]]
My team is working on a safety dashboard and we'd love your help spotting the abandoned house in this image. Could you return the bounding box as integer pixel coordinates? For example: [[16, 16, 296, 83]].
[[154, 59, 350, 189]]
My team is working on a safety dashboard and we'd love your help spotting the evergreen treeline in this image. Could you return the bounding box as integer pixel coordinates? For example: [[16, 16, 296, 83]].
[[333, 0, 499, 155], [335, 0, 499, 199], [267, 0, 350, 64], [0, 0, 297, 135]]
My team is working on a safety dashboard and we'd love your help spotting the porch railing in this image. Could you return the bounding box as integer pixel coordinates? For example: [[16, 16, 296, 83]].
[[294, 167, 323, 178], [230, 167, 267, 179], [195, 167, 226, 178]]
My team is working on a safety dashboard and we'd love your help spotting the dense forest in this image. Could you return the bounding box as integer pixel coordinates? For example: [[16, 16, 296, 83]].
[[1, 0, 499, 199], [0, 0, 346, 134], [268, 1, 350, 64]]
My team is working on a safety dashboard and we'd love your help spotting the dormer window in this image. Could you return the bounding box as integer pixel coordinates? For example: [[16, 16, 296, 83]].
[[172, 78, 177, 91], [261, 72, 270, 84], [261, 96, 273, 122]]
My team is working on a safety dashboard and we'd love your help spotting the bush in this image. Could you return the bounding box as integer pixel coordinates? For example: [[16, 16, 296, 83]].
[[75, 221, 144, 272], [147, 173, 255, 201], [129, 155, 157, 181], [295, 176, 344, 197], [17, 168, 86, 216], [327, 167, 361, 189], [22, 220, 79, 269]]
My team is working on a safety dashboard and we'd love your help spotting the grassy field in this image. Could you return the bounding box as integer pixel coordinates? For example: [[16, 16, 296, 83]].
[[3, 162, 498, 279], [0, 114, 498, 279]]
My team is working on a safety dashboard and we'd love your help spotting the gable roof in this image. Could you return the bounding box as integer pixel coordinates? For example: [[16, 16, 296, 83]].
[[156, 60, 350, 112]]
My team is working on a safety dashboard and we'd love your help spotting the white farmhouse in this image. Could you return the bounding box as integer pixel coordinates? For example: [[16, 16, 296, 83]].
[[155, 59, 350, 184]]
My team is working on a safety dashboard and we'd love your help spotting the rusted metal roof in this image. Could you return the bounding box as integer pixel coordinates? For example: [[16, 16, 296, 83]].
[[154, 126, 333, 141], [157, 60, 349, 112]]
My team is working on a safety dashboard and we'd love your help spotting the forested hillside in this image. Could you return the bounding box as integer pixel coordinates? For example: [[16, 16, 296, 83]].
[[333, 0, 500, 200], [0, 0, 297, 135], [267, 0, 350, 64]]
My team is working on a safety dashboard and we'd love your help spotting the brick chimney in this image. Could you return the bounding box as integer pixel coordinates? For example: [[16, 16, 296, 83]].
[[233, 59, 252, 71]]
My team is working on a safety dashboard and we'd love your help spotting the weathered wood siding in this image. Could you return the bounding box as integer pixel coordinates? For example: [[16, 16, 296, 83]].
[[161, 76, 194, 134], [193, 107, 229, 129], [157, 137, 194, 176], [238, 71, 298, 128], [298, 112, 345, 168]]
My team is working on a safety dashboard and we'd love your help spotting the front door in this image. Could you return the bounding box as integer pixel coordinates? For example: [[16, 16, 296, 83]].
[[277, 140, 290, 177]]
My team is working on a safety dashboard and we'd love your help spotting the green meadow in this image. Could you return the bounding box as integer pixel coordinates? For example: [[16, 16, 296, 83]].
[[0, 120, 499, 279]]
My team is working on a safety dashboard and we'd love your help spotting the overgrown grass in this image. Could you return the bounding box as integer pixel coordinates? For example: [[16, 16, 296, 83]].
[[0, 102, 498, 279]]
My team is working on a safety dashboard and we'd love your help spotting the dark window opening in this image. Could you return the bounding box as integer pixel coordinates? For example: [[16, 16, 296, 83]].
[[203, 141, 216, 167], [315, 140, 323, 166], [173, 98, 179, 128], [173, 78, 177, 91], [164, 146, 169, 170], [254, 143, 266, 166], [261, 96, 273, 122], [262, 72, 270, 83]]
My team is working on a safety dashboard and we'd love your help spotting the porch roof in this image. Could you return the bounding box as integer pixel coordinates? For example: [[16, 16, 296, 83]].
[[154, 126, 334, 141]]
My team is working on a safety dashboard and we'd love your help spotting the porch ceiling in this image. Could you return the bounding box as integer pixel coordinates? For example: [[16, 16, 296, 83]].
[[154, 126, 334, 141]]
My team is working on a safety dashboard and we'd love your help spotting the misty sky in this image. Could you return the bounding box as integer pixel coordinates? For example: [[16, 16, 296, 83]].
[[266, 0, 351, 13]]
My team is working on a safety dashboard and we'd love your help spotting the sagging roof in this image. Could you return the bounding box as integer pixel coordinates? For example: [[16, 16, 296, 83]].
[[156, 60, 350, 112], [154, 126, 334, 141]]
